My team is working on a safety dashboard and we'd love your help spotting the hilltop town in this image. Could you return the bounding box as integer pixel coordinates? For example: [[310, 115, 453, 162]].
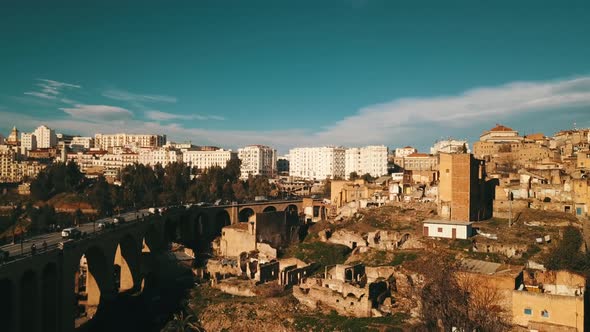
[[1, 123, 589, 331]]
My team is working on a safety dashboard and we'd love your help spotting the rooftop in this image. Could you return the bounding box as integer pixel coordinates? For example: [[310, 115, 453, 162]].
[[489, 124, 515, 132], [460, 258, 522, 276], [423, 219, 473, 226], [406, 152, 430, 158]]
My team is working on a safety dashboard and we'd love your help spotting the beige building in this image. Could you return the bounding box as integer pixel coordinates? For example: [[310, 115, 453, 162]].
[[182, 149, 237, 171], [513, 270, 585, 331], [94, 133, 166, 150], [438, 153, 492, 221], [399, 153, 438, 171], [577, 150, 590, 169], [330, 179, 384, 208]]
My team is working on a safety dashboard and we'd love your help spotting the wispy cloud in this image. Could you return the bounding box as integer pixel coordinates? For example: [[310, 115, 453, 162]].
[[24, 91, 56, 100], [23, 78, 81, 103], [103, 89, 177, 104], [145, 110, 225, 121], [60, 104, 133, 121]]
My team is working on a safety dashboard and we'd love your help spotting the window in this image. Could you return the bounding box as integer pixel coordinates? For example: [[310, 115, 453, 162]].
[[524, 308, 532, 315], [541, 310, 549, 318], [438, 227, 443, 232]]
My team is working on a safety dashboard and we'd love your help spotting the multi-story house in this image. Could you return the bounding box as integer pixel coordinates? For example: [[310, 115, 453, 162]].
[[182, 149, 237, 172], [94, 133, 166, 150], [238, 145, 276, 179], [345, 145, 388, 179], [289, 147, 346, 180]]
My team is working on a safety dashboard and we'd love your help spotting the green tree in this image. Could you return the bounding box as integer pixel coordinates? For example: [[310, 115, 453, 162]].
[[459, 143, 468, 153], [361, 173, 374, 182], [544, 226, 589, 273], [349, 172, 359, 180], [87, 176, 113, 216]]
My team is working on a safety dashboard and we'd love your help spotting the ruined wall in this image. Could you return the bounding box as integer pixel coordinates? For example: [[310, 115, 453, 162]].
[[294, 282, 372, 317], [220, 226, 256, 257], [256, 260, 279, 283]]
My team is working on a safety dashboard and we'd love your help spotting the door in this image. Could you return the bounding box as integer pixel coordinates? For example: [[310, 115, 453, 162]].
[[423, 226, 428, 236], [452, 228, 457, 239]]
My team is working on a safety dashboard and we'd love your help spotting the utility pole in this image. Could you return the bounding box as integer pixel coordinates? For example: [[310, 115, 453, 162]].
[[508, 192, 514, 227]]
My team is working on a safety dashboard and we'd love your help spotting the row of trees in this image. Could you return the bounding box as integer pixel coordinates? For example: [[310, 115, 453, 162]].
[[28, 160, 274, 218]]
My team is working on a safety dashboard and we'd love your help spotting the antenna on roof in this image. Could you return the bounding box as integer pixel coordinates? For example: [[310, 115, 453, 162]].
[[574, 122, 578, 130]]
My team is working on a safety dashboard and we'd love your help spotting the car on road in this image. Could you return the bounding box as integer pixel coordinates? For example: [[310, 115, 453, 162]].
[[97, 221, 115, 231], [61, 227, 82, 240], [113, 216, 125, 225]]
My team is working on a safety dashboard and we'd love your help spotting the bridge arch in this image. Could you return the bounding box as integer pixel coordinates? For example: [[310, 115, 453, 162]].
[[74, 246, 109, 326], [42, 263, 58, 332], [114, 234, 141, 293], [285, 204, 298, 214], [20, 270, 38, 332], [143, 223, 161, 253], [215, 210, 231, 229], [263, 206, 277, 213], [0, 278, 13, 331], [238, 208, 255, 223]]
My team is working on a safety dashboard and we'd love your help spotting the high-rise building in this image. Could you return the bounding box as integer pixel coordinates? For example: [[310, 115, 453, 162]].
[[20, 132, 37, 155], [344, 145, 388, 179], [238, 145, 276, 179], [33, 125, 57, 148], [94, 133, 166, 150], [289, 146, 346, 180]]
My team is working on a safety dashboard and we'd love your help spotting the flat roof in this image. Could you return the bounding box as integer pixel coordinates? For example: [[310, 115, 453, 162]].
[[423, 219, 473, 226]]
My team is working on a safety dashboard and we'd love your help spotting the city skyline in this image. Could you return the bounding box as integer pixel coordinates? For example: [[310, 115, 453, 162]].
[[1, 1, 590, 153]]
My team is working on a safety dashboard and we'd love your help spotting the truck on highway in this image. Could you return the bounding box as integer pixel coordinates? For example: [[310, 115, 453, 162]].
[[61, 227, 82, 240]]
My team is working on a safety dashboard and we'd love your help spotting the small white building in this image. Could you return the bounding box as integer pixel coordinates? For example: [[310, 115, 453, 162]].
[[422, 219, 473, 239]]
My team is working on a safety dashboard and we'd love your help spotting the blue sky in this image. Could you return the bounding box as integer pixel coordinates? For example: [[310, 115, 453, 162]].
[[1, 0, 590, 153]]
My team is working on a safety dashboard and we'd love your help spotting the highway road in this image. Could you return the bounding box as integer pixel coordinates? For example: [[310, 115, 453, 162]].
[[0, 209, 150, 259]]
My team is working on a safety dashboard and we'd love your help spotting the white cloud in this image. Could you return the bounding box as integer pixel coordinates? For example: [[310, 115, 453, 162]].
[[145, 110, 225, 121], [5, 75, 590, 153], [103, 89, 177, 103], [60, 104, 133, 121]]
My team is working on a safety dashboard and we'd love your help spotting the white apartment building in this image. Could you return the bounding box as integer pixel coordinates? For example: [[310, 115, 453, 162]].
[[70, 136, 94, 150], [238, 145, 276, 179], [395, 146, 417, 158], [33, 125, 57, 148], [94, 133, 166, 150], [182, 149, 237, 171], [139, 148, 181, 167], [430, 139, 470, 154], [20, 132, 37, 155], [345, 145, 388, 179], [289, 147, 346, 180]]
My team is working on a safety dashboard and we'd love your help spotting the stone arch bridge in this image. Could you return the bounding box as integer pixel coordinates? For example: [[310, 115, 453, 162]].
[[0, 199, 310, 332]]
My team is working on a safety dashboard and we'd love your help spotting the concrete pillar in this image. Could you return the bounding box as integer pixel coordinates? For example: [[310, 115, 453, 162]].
[[229, 206, 239, 224]]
